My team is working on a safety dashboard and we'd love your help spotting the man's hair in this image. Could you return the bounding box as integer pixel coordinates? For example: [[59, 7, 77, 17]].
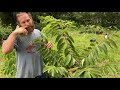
[[13, 12, 32, 23]]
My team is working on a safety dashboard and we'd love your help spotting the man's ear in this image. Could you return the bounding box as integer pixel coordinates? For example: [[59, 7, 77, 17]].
[[17, 22, 21, 27]]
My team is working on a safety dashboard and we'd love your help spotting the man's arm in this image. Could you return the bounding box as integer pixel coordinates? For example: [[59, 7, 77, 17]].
[[2, 26, 28, 54], [2, 31, 18, 54]]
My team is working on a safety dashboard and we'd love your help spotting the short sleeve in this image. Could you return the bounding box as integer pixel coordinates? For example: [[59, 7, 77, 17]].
[[14, 37, 19, 50]]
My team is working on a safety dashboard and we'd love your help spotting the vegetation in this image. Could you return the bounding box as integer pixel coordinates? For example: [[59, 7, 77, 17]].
[[1, 12, 120, 29], [1, 50, 16, 77], [32, 16, 119, 78], [0, 12, 120, 78]]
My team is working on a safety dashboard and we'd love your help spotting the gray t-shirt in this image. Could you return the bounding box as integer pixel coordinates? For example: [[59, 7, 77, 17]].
[[14, 29, 43, 78]]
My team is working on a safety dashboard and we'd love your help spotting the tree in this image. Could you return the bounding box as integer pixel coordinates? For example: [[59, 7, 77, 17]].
[[1, 12, 120, 30]]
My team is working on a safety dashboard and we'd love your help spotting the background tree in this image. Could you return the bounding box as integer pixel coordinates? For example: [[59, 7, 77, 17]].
[[0, 12, 120, 30]]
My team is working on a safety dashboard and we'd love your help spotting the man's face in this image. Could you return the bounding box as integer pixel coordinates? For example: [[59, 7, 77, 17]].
[[17, 13, 35, 33]]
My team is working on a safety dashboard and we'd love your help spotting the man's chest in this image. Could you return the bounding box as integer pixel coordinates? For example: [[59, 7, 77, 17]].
[[18, 33, 41, 53]]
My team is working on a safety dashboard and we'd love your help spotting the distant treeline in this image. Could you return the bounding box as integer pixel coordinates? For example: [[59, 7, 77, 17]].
[[0, 12, 120, 30]]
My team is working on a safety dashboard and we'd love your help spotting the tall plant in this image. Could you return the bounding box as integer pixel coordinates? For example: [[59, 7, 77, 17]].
[[33, 16, 118, 78]]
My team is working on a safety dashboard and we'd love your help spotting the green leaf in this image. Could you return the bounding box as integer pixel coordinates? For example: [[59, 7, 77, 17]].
[[90, 69, 102, 77], [94, 48, 98, 58], [50, 23, 59, 29], [84, 71, 91, 78], [54, 67, 59, 73], [69, 56, 76, 66], [64, 47, 70, 56], [47, 66, 53, 73], [58, 42, 65, 50], [90, 73, 97, 78], [69, 35, 74, 43], [55, 34, 62, 43], [105, 40, 113, 48], [42, 48, 49, 57], [57, 67, 63, 75], [74, 69, 85, 78], [44, 66, 50, 72], [51, 68, 55, 77], [72, 57, 76, 66], [108, 39, 118, 48], [57, 38, 64, 50], [65, 54, 72, 66], [81, 59, 85, 67], [65, 32, 74, 43], [106, 65, 115, 75], [43, 49, 51, 58], [67, 37, 73, 46], [84, 58, 90, 66], [59, 67, 67, 75], [44, 50, 52, 59], [102, 44, 108, 55], [70, 43, 76, 51], [108, 65, 118, 74], [88, 53, 94, 65], [97, 45, 103, 52], [90, 52, 96, 64]]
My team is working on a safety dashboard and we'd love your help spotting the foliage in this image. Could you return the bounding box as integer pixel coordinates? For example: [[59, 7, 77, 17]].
[[33, 16, 119, 78], [1, 12, 120, 29], [1, 50, 16, 77], [0, 15, 119, 78], [0, 25, 12, 40], [79, 25, 106, 34], [0, 12, 16, 29], [0, 23, 12, 46]]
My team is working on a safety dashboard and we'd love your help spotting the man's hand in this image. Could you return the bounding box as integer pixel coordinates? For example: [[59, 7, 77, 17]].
[[14, 26, 28, 36], [44, 41, 52, 49]]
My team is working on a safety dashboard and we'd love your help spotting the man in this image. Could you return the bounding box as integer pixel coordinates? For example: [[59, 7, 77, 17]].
[[2, 12, 52, 78]]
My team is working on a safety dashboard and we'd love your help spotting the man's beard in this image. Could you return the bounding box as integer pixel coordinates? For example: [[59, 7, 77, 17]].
[[25, 24, 35, 33]]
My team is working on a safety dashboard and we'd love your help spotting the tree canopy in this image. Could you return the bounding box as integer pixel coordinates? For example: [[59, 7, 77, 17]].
[[0, 12, 120, 30]]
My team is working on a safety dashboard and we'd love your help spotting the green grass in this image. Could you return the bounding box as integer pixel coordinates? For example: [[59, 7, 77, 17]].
[[68, 30, 120, 78]]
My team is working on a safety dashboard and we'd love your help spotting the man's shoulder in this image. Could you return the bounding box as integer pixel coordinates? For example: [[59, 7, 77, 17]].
[[34, 29, 41, 33], [34, 29, 42, 36]]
